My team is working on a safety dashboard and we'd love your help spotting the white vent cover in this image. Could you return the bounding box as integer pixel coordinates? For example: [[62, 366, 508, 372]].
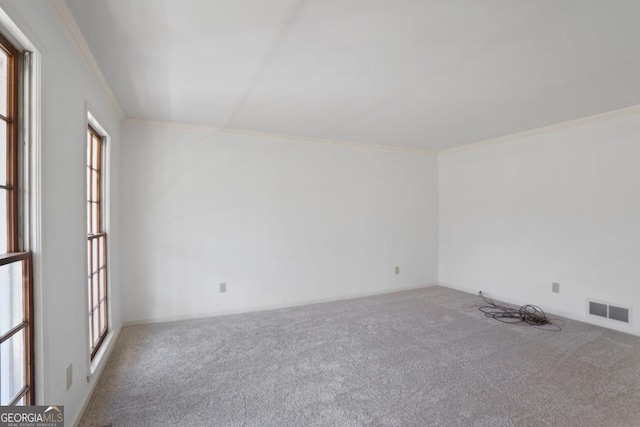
[[588, 300, 631, 324]]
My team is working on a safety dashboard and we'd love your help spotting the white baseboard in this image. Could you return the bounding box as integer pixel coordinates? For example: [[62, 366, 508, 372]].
[[124, 283, 440, 327]]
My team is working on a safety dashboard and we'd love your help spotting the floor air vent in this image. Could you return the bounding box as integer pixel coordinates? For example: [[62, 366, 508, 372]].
[[589, 300, 630, 324]]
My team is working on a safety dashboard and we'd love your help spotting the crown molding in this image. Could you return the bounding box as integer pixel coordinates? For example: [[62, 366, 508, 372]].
[[46, 0, 124, 119], [126, 102, 640, 156], [43, 1, 640, 156], [438, 103, 640, 155], [124, 118, 437, 155]]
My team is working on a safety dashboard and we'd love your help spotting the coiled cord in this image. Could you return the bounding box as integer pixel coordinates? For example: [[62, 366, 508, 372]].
[[478, 291, 561, 331]]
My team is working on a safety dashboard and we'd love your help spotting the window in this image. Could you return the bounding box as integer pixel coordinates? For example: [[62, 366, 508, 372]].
[[87, 124, 108, 359], [0, 33, 34, 406]]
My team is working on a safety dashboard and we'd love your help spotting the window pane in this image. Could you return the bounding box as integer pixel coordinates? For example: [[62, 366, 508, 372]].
[[88, 313, 93, 348], [0, 327, 25, 405], [86, 167, 91, 201], [92, 239, 99, 276], [92, 136, 100, 169], [92, 203, 99, 233], [0, 120, 6, 186], [90, 170, 98, 202], [101, 302, 107, 333], [98, 306, 104, 336], [0, 188, 7, 253], [0, 50, 7, 118], [88, 277, 92, 314], [86, 131, 92, 166], [92, 312, 99, 345], [98, 268, 105, 301], [87, 240, 92, 272], [99, 236, 105, 267], [88, 275, 93, 310], [92, 274, 99, 311], [87, 203, 91, 234], [0, 261, 23, 337], [95, 297, 101, 333]]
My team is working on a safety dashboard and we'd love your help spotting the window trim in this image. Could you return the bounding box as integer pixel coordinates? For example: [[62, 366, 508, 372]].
[[0, 30, 19, 253], [0, 30, 34, 406], [87, 123, 109, 360]]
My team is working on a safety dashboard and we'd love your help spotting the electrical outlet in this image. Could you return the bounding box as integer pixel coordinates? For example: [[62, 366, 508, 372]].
[[219, 283, 226, 293], [552, 282, 560, 293], [67, 364, 73, 390], [395, 266, 400, 275]]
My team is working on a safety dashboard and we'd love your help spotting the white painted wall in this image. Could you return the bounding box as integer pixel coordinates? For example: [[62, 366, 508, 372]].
[[122, 122, 438, 323], [0, 0, 123, 422], [439, 110, 640, 335], [5, 2, 639, 423]]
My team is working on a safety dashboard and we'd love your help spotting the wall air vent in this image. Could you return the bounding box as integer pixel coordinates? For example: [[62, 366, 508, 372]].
[[589, 301, 607, 318], [588, 300, 631, 324]]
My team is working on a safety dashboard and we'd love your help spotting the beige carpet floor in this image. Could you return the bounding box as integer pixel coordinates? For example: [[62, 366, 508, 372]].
[[80, 286, 640, 426]]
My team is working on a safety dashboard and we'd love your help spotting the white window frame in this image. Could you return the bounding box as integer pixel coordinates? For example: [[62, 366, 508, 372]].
[[86, 109, 113, 374]]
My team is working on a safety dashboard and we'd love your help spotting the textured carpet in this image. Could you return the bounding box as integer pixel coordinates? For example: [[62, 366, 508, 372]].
[[79, 286, 640, 426]]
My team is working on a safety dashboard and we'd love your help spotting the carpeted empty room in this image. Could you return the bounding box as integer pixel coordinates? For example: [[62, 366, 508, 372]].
[[2, 1, 640, 426], [80, 286, 640, 426]]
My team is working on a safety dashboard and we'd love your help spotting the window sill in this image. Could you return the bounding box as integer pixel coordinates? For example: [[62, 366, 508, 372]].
[[89, 328, 118, 377]]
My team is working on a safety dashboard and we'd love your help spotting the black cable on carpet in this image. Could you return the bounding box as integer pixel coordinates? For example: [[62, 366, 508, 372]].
[[478, 291, 561, 331]]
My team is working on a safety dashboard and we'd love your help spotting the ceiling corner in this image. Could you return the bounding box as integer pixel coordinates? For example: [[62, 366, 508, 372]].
[[437, 103, 640, 156], [46, 0, 125, 119]]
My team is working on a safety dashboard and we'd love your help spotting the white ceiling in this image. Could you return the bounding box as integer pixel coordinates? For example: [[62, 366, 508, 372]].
[[65, 0, 640, 151]]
